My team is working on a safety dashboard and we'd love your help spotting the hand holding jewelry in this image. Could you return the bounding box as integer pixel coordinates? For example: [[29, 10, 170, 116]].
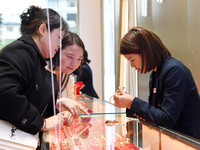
[[109, 87, 125, 105]]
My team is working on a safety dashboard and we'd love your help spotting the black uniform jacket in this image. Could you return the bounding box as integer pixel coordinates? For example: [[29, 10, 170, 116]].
[[126, 56, 200, 139], [0, 34, 58, 135], [77, 62, 99, 99]]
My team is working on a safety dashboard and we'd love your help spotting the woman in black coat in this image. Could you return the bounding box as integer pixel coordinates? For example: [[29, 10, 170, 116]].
[[114, 27, 200, 140], [0, 5, 87, 135]]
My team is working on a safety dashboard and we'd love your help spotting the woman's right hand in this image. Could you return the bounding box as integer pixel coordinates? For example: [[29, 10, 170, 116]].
[[56, 98, 90, 119], [44, 111, 74, 131], [113, 87, 134, 109]]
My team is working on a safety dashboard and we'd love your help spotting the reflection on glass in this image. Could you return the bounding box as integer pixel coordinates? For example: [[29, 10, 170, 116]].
[[137, 0, 200, 99]]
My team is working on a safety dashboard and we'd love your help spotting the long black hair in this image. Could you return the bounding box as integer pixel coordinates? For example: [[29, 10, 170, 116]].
[[83, 50, 91, 64]]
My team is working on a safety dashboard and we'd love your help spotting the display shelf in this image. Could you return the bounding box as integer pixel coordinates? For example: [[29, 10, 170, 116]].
[[42, 114, 141, 150], [78, 99, 126, 115], [42, 100, 200, 150]]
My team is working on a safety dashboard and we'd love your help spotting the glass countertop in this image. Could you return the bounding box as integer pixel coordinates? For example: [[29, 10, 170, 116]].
[[42, 114, 141, 150], [78, 99, 126, 115], [42, 100, 200, 150]]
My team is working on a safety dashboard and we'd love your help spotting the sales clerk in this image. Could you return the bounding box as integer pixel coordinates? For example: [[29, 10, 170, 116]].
[[113, 27, 200, 140]]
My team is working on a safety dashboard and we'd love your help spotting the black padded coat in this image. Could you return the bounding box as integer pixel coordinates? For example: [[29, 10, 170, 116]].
[[0, 34, 58, 135]]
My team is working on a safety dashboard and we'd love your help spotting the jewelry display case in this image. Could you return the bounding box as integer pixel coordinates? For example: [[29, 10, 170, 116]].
[[41, 100, 200, 150]]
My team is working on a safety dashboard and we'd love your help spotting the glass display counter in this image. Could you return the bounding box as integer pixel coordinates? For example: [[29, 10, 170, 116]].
[[76, 99, 126, 115], [42, 100, 200, 150]]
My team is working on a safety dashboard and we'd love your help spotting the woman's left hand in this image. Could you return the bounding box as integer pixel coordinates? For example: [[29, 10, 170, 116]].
[[113, 87, 134, 109], [56, 98, 90, 119]]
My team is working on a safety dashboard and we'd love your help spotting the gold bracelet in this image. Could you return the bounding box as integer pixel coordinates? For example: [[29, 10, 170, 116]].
[[41, 119, 46, 132], [109, 87, 125, 105]]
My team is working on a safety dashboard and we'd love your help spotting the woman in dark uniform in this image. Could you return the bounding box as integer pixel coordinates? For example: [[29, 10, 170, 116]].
[[76, 50, 99, 99], [114, 27, 200, 140]]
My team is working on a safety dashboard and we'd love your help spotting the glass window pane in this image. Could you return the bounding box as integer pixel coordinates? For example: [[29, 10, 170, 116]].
[[103, 0, 115, 101], [0, 0, 78, 50]]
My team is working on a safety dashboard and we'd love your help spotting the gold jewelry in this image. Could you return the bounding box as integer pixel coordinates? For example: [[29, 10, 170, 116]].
[[109, 87, 125, 105], [41, 119, 46, 132]]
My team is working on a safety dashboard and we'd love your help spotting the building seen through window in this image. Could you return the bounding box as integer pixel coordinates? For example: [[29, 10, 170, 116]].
[[67, 0, 77, 7], [67, 14, 76, 21], [0, 0, 78, 50], [48, 0, 59, 7], [7, 27, 13, 32]]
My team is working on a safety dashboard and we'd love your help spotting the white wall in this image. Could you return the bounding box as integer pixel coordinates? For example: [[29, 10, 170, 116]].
[[78, 0, 103, 100]]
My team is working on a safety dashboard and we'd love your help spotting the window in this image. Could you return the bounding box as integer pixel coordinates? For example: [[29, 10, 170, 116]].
[[67, 13, 76, 21], [48, 0, 59, 7], [0, 0, 78, 49], [67, 1, 77, 7], [103, 0, 120, 101], [7, 27, 13, 32]]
